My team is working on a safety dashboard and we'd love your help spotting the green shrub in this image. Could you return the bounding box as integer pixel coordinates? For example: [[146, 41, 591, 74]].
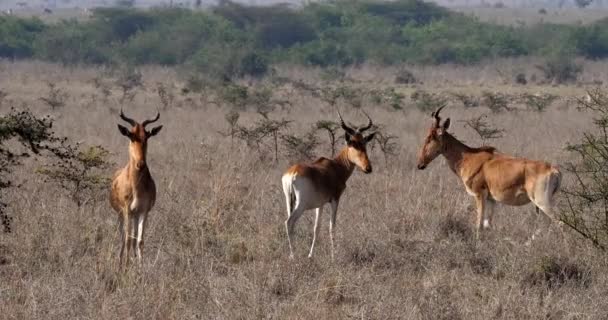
[[2, 1, 608, 77], [34, 21, 112, 65], [0, 16, 46, 58], [239, 52, 268, 78], [571, 18, 608, 59], [536, 52, 582, 84], [562, 89, 608, 251]]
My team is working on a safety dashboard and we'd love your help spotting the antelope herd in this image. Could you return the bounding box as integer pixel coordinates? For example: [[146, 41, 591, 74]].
[[108, 106, 562, 267]]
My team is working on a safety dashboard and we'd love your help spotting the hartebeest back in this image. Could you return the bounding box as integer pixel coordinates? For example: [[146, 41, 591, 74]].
[[282, 111, 376, 259], [416, 106, 561, 239], [110, 110, 162, 268]]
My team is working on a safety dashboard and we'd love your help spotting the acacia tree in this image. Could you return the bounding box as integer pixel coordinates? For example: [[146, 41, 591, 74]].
[[462, 114, 504, 145], [0, 108, 66, 233], [561, 88, 608, 250], [38, 145, 112, 207]]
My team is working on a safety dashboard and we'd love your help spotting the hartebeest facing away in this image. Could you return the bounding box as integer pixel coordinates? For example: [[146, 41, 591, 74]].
[[417, 106, 562, 239], [110, 110, 162, 267], [282, 111, 376, 259]]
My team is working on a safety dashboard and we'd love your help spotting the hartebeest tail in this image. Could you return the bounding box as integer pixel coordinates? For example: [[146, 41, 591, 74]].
[[282, 174, 296, 217], [534, 167, 562, 215], [416, 106, 562, 239], [282, 111, 376, 259], [110, 109, 163, 269]]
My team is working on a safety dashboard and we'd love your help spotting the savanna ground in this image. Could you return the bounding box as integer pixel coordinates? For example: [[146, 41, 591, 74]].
[[0, 58, 607, 319]]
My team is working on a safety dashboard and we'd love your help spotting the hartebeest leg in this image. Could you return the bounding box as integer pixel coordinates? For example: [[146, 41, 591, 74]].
[[136, 213, 147, 265], [121, 210, 131, 267], [285, 202, 305, 259], [130, 214, 138, 260], [474, 194, 485, 239], [118, 215, 125, 268], [530, 173, 563, 241], [329, 199, 339, 260], [483, 199, 495, 229], [308, 206, 323, 258]]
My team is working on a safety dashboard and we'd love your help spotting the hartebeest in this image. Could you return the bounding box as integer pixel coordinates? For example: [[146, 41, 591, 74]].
[[417, 106, 562, 239], [110, 110, 162, 267], [282, 111, 376, 259]]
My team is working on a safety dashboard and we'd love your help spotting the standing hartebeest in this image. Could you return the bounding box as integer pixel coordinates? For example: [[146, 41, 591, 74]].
[[416, 106, 562, 239], [110, 110, 162, 268], [282, 111, 376, 259]]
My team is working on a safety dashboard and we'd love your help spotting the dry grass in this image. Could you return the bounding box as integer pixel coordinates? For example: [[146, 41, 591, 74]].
[[0, 60, 607, 319]]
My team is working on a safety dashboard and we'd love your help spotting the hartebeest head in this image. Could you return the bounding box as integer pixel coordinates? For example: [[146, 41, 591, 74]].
[[117, 109, 163, 169], [338, 110, 376, 174], [417, 105, 450, 170]]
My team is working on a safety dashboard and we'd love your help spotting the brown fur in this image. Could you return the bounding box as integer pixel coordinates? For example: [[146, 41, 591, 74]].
[[283, 128, 375, 258], [285, 133, 373, 199], [417, 112, 561, 239], [110, 112, 162, 268]]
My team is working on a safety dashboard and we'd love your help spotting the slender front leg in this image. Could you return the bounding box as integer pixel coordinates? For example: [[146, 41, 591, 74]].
[[329, 199, 339, 260], [474, 194, 485, 240], [130, 214, 137, 259], [308, 206, 323, 258], [118, 215, 125, 268], [121, 209, 131, 268], [136, 213, 147, 265]]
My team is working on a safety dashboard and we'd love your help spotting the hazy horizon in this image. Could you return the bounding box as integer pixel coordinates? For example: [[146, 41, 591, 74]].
[[2, 0, 608, 11]]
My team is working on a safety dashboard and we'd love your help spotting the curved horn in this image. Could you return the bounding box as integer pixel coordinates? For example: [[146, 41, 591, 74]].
[[359, 110, 373, 133], [337, 109, 356, 135], [142, 111, 160, 127], [119, 109, 136, 126], [431, 104, 446, 127]]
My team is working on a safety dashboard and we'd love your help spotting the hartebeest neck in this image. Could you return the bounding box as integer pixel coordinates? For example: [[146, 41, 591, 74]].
[[333, 147, 356, 182], [440, 133, 474, 175], [127, 145, 151, 187]]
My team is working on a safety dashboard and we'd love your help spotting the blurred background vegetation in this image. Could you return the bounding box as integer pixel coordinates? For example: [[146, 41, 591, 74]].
[[1, 0, 607, 83]]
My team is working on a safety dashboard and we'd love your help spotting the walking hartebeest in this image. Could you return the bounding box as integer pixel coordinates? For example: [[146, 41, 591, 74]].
[[282, 111, 376, 259], [110, 110, 162, 267], [417, 106, 562, 239]]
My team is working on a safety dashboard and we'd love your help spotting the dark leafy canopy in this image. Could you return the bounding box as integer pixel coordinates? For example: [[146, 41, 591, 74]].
[[0, 108, 66, 233], [362, 0, 448, 25], [0, 16, 46, 58], [1, 0, 608, 75], [571, 18, 608, 59]]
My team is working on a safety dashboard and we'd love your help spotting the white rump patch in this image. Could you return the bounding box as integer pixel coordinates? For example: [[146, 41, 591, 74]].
[[130, 196, 139, 211], [483, 219, 490, 229]]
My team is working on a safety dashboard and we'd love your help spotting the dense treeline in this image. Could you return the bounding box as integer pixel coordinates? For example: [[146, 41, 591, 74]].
[[1, 0, 608, 80]]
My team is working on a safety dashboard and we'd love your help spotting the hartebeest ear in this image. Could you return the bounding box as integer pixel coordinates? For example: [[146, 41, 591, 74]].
[[344, 132, 353, 144], [363, 132, 376, 144], [117, 124, 133, 139], [438, 118, 450, 136], [147, 125, 163, 138]]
